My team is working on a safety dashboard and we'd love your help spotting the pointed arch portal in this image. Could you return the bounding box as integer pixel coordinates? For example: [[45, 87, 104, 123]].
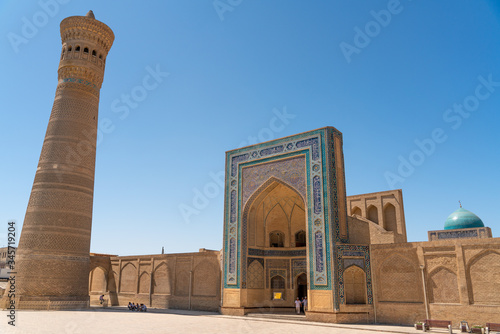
[[222, 127, 347, 312]]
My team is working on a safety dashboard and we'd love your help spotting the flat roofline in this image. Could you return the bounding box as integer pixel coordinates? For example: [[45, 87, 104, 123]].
[[347, 189, 402, 198], [109, 249, 220, 259], [225, 126, 342, 154]]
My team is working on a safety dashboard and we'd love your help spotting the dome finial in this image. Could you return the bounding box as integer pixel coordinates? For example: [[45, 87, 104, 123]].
[[459, 200, 462, 208], [86, 10, 95, 19]]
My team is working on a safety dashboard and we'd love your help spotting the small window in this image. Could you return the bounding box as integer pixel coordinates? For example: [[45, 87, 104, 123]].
[[92, 50, 96, 57], [68, 46, 72, 52], [270, 231, 284, 248], [75, 46, 80, 52], [295, 230, 306, 247], [99, 54, 102, 59], [83, 47, 89, 54]]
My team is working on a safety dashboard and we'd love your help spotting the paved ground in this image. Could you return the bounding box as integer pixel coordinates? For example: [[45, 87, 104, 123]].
[[0, 307, 423, 334]]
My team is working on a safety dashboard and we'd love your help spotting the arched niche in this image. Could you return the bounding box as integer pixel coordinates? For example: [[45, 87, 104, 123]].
[[152, 262, 171, 295], [120, 263, 137, 293], [383, 203, 397, 232], [428, 266, 459, 303], [367, 205, 378, 224], [351, 206, 362, 216], [344, 265, 366, 304], [193, 261, 219, 297], [467, 250, 500, 305], [89, 266, 107, 293], [138, 272, 150, 294], [245, 179, 306, 249], [378, 254, 421, 302], [271, 275, 286, 300]]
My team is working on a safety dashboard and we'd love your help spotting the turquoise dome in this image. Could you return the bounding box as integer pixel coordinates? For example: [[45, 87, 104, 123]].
[[444, 208, 484, 230]]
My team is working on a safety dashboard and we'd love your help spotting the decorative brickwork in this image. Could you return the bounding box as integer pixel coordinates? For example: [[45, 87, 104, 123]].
[[266, 259, 290, 289], [337, 245, 373, 305], [428, 227, 493, 241], [14, 11, 114, 310], [223, 128, 346, 292], [247, 260, 264, 289]]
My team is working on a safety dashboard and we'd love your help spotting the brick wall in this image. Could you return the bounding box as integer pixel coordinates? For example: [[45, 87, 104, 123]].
[[371, 238, 500, 326], [89, 250, 221, 311]]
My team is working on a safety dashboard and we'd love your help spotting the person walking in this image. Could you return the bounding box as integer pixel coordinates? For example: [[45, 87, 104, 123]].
[[302, 296, 307, 313], [294, 297, 302, 314]]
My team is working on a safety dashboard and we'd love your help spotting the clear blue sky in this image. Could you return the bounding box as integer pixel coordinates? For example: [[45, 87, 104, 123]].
[[1, 0, 499, 255]]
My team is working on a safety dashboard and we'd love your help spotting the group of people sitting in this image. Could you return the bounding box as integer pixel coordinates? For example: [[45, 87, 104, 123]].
[[294, 296, 307, 314], [128, 302, 147, 312]]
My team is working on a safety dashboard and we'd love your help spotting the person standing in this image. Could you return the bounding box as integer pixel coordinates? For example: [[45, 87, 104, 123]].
[[295, 297, 302, 314], [302, 296, 307, 313], [99, 295, 104, 305]]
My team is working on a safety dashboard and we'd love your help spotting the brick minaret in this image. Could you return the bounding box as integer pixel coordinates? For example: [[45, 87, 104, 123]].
[[14, 11, 114, 310]]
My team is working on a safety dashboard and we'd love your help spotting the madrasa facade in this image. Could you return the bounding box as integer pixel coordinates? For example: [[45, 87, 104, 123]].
[[2, 11, 499, 327], [84, 127, 499, 325]]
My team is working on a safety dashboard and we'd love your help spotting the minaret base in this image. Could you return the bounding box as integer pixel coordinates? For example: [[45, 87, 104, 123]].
[[15, 296, 89, 310]]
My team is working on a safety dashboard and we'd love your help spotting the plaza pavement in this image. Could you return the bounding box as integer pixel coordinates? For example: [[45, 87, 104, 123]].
[[0, 307, 424, 334]]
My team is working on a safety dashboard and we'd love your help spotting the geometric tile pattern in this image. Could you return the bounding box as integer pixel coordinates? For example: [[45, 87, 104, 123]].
[[292, 259, 307, 286], [266, 259, 290, 289], [336, 244, 373, 304], [241, 156, 306, 206], [223, 127, 345, 292], [247, 259, 264, 289]]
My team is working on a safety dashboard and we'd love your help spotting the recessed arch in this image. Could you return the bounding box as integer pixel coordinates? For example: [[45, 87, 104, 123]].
[[378, 254, 420, 302], [152, 262, 171, 295], [344, 265, 366, 304], [295, 230, 306, 247], [120, 262, 137, 293], [467, 250, 500, 304], [351, 206, 362, 216], [175, 270, 190, 296], [247, 260, 264, 289], [89, 266, 107, 293], [245, 177, 306, 249], [296, 272, 307, 300], [271, 275, 286, 300], [383, 203, 397, 232], [138, 271, 150, 294], [427, 266, 459, 303], [193, 261, 219, 296], [241, 174, 308, 295], [367, 205, 378, 224], [245, 176, 306, 211], [269, 230, 285, 247]]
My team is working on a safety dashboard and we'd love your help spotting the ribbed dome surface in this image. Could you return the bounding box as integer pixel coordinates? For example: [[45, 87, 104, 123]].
[[444, 208, 484, 230]]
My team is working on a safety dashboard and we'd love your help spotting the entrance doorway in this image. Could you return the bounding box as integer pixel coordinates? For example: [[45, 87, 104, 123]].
[[296, 273, 307, 300]]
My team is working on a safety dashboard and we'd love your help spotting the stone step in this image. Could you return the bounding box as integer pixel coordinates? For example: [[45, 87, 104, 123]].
[[246, 313, 307, 321]]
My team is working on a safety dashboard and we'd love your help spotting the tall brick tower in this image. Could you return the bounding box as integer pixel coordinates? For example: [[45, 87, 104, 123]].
[[14, 11, 114, 310]]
